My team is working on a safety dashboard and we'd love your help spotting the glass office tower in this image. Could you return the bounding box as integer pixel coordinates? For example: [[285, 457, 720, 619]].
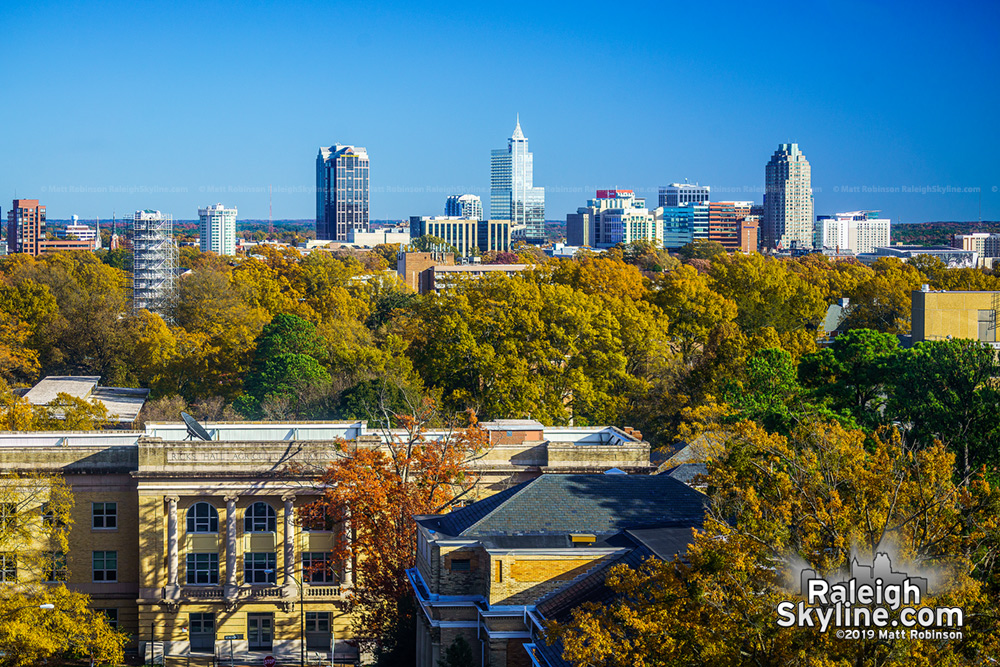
[[316, 145, 370, 241], [490, 117, 545, 243]]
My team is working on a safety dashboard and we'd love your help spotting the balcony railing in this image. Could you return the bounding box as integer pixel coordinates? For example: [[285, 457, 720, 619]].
[[239, 586, 283, 599], [180, 586, 223, 599], [170, 583, 346, 601]]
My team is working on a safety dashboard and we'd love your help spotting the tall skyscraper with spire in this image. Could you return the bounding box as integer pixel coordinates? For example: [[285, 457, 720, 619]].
[[763, 143, 814, 250], [491, 116, 545, 243]]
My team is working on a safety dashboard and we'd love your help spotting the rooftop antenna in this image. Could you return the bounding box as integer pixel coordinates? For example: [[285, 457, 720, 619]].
[[181, 411, 212, 442], [269, 184, 273, 239]]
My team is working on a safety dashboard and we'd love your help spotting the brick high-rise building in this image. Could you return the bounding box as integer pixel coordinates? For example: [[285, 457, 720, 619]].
[[7, 199, 46, 255], [708, 201, 755, 252]]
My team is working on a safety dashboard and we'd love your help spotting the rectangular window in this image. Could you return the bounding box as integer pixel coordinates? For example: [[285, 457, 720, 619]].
[[92, 502, 117, 529], [0, 553, 15, 583], [98, 608, 118, 629], [979, 310, 996, 342], [0, 503, 16, 529], [46, 552, 67, 582], [302, 552, 336, 583], [244, 552, 276, 584], [450, 558, 471, 572], [186, 552, 219, 585], [301, 506, 335, 532], [305, 611, 330, 632], [93, 551, 117, 582], [41, 503, 58, 527]]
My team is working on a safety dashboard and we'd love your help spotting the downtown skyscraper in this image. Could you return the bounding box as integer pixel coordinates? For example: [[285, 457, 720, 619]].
[[316, 144, 370, 241], [491, 117, 545, 243], [763, 143, 814, 250]]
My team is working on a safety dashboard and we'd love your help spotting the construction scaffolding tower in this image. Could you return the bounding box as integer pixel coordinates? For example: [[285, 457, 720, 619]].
[[129, 210, 176, 317]]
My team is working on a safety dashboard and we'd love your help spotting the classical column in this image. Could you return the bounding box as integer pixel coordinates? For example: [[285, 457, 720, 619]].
[[224, 494, 239, 601], [342, 509, 353, 587], [282, 493, 298, 597], [165, 495, 180, 599]]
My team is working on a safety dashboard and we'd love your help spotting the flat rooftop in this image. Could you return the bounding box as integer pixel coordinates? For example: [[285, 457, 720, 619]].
[[21, 376, 149, 423]]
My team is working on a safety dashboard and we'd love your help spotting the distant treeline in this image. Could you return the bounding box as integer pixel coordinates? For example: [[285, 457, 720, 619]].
[[891, 220, 1000, 246]]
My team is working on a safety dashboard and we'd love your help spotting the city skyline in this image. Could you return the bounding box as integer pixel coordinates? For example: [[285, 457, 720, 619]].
[[0, 1, 997, 223]]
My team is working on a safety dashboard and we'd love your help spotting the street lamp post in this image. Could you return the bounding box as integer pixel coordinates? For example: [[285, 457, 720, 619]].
[[265, 568, 306, 667]]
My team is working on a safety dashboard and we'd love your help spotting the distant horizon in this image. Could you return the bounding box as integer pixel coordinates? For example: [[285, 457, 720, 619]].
[[1, 1, 996, 223]]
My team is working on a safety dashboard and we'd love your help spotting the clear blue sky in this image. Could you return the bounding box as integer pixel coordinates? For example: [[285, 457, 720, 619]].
[[1, 0, 998, 223]]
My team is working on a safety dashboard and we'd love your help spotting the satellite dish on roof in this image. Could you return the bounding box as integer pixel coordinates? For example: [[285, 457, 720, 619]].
[[181, 412, 212, 442]]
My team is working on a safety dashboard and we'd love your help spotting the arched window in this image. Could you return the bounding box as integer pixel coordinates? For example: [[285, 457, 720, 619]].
[[186, 502, 219, 533], [244, 502, 276, 533]]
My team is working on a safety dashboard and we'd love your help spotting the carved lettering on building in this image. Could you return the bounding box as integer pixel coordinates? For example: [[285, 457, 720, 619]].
[[166, 450, 332, 463]]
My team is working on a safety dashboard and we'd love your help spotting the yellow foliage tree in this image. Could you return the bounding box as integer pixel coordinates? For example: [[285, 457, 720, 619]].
[[551, 420, 1000, 666], [0, 472, 126, 666]]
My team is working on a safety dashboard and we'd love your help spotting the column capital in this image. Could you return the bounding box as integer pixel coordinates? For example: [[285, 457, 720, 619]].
[[223, 493, 240, 504], [164, 495, 180, 504], [281, 492, 296, 504]]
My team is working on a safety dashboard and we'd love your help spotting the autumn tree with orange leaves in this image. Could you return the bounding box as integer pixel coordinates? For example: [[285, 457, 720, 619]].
[[299, 396, 490, 666]]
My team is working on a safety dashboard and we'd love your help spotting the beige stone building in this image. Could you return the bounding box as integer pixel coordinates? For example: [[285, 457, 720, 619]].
[[911, 289, 1000, 345], [0, 420, 651, 663]]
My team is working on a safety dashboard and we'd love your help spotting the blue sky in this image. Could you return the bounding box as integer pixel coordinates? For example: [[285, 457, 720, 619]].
[[1, 0, 998, 223]]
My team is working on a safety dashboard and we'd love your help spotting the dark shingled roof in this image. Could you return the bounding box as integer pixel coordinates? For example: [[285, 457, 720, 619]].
[[665, 462, 709, 486], [423, 474, 707, 538], [427, 480, 532, 537], [624, 526, 699, 561]]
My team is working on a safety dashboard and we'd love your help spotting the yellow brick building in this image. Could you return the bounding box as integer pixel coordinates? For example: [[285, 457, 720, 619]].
[[0, 420, 651, 663], [911, 289, 1000, 344], [409, 473, 707, 667]]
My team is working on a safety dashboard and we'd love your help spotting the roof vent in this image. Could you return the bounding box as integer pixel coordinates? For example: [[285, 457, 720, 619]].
[[604, 468, 627, 475]]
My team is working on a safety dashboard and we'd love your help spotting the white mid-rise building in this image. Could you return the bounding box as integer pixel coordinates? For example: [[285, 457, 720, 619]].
[[814, 210, 890, 254], [658, 183, 710, 208], [198, 203, 237, 256], [59, 215, 101, 249], [444, 194, 483, 220], [566, 189, 661, 248]]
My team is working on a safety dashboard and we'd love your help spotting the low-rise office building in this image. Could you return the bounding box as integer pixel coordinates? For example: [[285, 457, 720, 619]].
[[952, 233, 1000, 267], [654, 203, 708, 249], [421, 263, 531, 294], [859, 245, 977, 268], [409, 216, 511, 257], [566, 190, 661, 249]]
